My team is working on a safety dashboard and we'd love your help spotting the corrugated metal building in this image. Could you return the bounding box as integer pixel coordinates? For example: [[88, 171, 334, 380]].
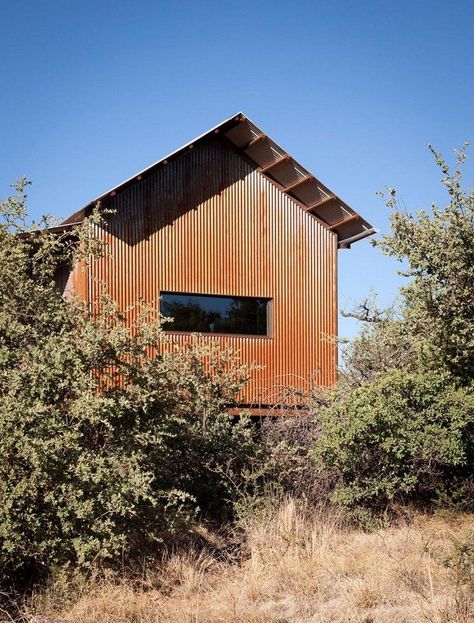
[[59, 113, 375, 407]]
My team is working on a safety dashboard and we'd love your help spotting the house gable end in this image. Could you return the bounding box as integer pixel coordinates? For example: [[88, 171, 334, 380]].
[[59, 113, 375, 248]]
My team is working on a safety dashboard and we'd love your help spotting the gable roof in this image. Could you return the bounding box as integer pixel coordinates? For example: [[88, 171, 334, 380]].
[[61, 112, 376, 248]]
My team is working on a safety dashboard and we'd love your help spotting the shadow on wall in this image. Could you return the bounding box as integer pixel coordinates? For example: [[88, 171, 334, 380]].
[[100, 137, 251, 246]]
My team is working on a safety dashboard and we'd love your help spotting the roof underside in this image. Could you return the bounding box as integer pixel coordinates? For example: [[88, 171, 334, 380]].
[[61, 113, 375, 248]]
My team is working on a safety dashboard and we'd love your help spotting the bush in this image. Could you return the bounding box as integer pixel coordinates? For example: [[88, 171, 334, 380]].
[[0, 308, 258, 589], [313, 370, 474, 510], [0, 181, 259, 590], [256, 401, 340, 508]]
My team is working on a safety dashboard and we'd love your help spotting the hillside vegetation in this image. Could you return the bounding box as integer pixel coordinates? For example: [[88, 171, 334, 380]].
[[0, 146, 472, 622]]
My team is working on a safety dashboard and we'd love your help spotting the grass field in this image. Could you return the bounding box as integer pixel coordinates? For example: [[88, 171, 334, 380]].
[[25, 500, 473, 623]]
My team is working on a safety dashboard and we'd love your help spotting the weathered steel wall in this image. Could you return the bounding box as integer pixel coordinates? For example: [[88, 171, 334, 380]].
[[87, 136, 338, 405]]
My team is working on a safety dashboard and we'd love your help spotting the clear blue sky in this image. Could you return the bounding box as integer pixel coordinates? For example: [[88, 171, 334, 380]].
[[1, 0, 473, 338]]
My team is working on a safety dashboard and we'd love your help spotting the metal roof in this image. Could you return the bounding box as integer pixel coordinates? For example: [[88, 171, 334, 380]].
[[61, 112, 376, 248]]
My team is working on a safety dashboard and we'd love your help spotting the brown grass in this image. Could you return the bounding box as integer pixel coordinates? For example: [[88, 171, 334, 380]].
[[24, 500, 473, 623]]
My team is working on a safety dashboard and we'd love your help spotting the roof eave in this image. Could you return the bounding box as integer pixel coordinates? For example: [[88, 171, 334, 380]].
[[58, 112, 375, 246]]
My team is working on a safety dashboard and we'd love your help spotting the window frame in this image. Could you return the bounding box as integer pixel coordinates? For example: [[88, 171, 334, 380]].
[[160, 291, 273, 338]]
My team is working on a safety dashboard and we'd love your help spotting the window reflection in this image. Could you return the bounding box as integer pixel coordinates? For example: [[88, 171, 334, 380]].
[[160, 292, 270, 336]]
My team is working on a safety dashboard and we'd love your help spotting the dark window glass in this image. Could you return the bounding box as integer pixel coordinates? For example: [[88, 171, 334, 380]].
[[160, 292, 270, 336]]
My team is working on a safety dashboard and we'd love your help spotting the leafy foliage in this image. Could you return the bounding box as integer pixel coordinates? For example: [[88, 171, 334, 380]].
[[314, 145, 474, 511], [0, 180, 258, 589], [313, 369, 474, 509], [374, 144, 474, 384]]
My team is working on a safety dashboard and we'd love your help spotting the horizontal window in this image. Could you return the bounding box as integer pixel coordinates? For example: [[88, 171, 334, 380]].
[[160, 292, 270, 336]]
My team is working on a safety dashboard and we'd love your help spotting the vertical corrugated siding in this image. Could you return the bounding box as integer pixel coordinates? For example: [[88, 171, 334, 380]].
[[89, 137, 338, 405]]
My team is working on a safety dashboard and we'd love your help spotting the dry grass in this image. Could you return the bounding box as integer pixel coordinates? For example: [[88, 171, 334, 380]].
[[24, 500, 473, 623]]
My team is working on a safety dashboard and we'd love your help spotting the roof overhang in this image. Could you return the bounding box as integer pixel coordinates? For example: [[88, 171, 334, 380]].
[[60, 112, 376, 248]]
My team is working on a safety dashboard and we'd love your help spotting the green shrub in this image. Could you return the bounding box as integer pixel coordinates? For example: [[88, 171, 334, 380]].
[[0, 181, 259, 589], [313, 370, 474, 510], [0, 304, 257, 589]]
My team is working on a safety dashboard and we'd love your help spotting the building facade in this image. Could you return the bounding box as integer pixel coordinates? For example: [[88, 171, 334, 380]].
[[59, 114, 374, 407]]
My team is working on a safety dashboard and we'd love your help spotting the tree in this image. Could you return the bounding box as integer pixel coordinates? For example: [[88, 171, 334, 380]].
[[313, 145, 474, 511], [340, 294, 416, 387], [374, 144, 474, 384], [0, 180, 258, 589]]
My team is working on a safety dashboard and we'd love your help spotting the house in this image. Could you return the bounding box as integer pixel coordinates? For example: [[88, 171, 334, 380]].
[[58, 113, 375, 408]]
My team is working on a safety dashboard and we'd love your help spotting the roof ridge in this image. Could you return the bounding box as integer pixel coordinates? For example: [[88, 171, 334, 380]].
[[59, 113, 376, 247]]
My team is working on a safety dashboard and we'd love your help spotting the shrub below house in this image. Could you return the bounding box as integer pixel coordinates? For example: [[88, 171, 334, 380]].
[[313, 370, 474, 510]]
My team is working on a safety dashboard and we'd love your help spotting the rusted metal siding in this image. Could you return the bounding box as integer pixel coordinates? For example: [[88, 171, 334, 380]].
[[88, 136, 338, 405]]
